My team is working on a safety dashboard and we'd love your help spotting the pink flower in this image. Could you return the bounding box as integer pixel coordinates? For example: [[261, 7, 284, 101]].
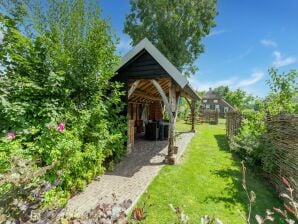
[[56, 122, 65, 132], [6, 132, 15, 139]]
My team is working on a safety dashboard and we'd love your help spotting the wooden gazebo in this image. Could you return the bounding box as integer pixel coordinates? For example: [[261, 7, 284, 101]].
[[114, 38, 200, 164]]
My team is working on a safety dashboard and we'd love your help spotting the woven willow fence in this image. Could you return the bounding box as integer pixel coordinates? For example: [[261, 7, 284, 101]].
[[266, 114, 298, 199], [199, 111, 219, 124], [226, 111, 242, 138]]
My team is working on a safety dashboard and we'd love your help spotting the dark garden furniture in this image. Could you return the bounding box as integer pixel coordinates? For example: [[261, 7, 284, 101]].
[[145, 121, 169, 141]]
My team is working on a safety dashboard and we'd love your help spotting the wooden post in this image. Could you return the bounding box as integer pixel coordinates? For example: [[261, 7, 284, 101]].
[[165, 79, 179, 164], [150, 79, 179, 164], [191, 99, 196, 132], [127, 120, 135, 154]]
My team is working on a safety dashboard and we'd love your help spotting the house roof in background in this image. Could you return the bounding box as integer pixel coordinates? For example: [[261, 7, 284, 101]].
[[203, 88, 221, 100], [202, 88, 235, 110]]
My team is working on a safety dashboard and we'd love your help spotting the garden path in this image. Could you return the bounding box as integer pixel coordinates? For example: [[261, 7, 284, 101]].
[[63, 132, 194, 216]]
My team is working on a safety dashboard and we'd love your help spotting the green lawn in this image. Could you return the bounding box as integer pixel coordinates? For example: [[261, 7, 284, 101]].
[[135, 120, 284, 224]]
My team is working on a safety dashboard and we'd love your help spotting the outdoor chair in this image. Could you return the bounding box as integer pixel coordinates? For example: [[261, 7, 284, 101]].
[[145, 122, 159, 140]]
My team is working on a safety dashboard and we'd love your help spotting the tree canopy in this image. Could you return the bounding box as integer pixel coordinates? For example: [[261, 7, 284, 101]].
[[124, 0, 217, 77], [211, 86, 254, 111]]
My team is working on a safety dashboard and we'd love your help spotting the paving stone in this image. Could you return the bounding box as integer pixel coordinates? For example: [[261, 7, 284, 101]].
[[63, 132, 194, 216]]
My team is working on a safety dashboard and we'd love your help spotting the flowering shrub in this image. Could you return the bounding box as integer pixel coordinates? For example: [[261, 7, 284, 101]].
[[0, 2, 127, 222]]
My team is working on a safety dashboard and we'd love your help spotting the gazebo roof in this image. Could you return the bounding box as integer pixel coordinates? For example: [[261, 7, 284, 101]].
[[115, 38, 200, 101]]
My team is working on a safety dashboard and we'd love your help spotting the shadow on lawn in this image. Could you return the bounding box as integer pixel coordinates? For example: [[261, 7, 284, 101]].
[[206, 134, 284, 224], [202, 134, 247, 210], [214, 134, 231, 152]]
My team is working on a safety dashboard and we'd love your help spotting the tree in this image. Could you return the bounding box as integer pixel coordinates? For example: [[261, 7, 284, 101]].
[[211, 85, 256, 111], [0, 0, 121, 127], [225, 88, 249, 110], [213, 85, 230, 98], [124, 0, 217, 77], [266, 67, 298, 115]]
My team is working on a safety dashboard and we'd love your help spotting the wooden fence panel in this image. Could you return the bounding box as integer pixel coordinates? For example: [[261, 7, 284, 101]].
[[266, 114, 298, 199], [199, 111, 219, 124], [226, 111, 242, 139]]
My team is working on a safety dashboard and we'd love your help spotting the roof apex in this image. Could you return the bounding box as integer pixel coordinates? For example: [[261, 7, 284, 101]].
[[115, 38, 188, 88], [115, 38, 200, 101]]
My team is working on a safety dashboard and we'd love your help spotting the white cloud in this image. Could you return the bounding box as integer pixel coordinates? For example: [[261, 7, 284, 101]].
[[272, 51, 296, 68], [207, 29, 226, 37], [189, 77, 237, 92], [190, 71, 264, 91], [260, 39, 277, 48], [224, 47, 253, 64], [237, 71, 264, 87]]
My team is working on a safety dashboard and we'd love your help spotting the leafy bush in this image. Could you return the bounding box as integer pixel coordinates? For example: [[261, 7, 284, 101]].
[[0, 1, 127, 221], [230, 68, 297, 172]]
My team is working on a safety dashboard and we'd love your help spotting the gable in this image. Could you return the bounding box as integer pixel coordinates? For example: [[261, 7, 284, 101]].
[[117, 50, 168, 78], [114, 38, 200, 101]]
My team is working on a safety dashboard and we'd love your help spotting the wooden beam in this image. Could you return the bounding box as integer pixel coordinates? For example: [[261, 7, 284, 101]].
[[128, 80, 140, 99], [184, 97, 195, 132], [184, 97, 191, 108], [150, 79, 173, 120], [191, 100, 196, 132], [132, 90, 161, 101]]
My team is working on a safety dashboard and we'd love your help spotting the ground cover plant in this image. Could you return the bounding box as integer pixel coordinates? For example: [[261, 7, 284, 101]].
[[0, 1, 127, 222], [135, 120, 285, 224]]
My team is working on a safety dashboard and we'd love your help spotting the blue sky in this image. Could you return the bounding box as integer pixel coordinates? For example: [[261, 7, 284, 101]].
[[100, 0, 298, 97]]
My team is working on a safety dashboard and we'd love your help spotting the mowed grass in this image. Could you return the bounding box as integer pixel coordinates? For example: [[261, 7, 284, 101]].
[[135, 120, 285, 224]]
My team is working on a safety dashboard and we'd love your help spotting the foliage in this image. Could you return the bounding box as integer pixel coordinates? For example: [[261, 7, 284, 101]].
[[266, 68, 298, 115], [200, 216, 224, 224], [212, 86, 256, 111], [177, 98, 191, 120], [124, 0, 217, 77], [240, 161, 297, 224], [169, 204, 190, 224], [212, 86, 230, 99], [231, 68, 298, 172], [0, 153, 61, 222], [177, 97, 200, 122], [0, 1, 127, 221], [275, 177, 298, 222], [61, 199, 132, 224], [225, 89, 255, 111], [239, 161, 258, 224], [232, 109, 268, 168]]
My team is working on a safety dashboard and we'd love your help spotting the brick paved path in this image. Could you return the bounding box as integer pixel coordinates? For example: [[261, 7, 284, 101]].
[[64, 132, 194, 216]]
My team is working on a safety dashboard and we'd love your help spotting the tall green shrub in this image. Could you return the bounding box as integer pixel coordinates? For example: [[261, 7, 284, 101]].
[[0, 1, 127, 221]]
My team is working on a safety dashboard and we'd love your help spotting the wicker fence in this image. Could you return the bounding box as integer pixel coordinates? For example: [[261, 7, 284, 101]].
[[199, 111, 219, 124], [226, 112, 298, 199], [226, 111, 242, 138], [266, 114, 298, 199]]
